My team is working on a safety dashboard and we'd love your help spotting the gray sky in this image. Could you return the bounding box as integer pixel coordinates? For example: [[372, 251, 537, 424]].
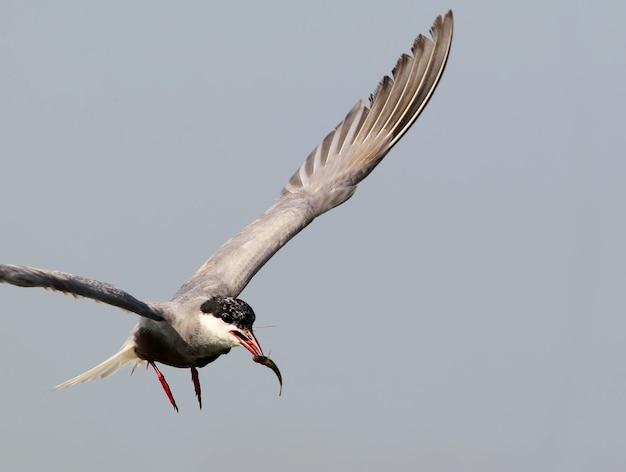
[[1, 1, 625, 471]]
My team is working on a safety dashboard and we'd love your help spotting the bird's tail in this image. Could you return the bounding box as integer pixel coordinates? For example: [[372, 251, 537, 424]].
[[51, 338, 144, 391]]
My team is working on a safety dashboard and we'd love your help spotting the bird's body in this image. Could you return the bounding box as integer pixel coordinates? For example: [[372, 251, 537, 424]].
[[0, 11, 454, 410]]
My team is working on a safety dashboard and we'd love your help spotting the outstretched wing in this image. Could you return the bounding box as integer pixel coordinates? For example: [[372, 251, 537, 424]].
[[173, 11, 454, 302], [0, 264, 164, 321]]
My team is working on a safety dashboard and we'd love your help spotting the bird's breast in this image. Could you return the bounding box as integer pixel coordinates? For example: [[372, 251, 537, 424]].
[[133, 321, 230, 368]]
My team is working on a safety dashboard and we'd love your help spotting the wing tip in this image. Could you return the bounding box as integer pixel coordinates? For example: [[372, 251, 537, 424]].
[[432, 10, 454, 41]]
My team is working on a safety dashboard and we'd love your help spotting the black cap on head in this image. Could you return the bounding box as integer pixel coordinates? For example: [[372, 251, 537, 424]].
[[200, 297, 255, 329]]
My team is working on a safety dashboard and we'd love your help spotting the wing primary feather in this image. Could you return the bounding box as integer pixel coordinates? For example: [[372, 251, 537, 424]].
[[172, 11, 453, 301], [0, 264, 163, 321]]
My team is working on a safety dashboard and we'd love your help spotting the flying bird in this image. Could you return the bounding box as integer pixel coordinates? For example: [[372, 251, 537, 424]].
[[0, 11, 453, 411]]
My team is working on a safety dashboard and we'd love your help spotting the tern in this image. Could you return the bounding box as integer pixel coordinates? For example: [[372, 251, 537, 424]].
[[0, 11, 453, 411]]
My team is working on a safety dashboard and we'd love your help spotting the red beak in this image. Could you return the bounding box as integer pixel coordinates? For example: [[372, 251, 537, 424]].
[[230, 328, 264, 357]]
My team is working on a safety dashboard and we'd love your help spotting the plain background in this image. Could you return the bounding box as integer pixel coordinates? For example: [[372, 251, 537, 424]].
[[1, 1, 625, 471]]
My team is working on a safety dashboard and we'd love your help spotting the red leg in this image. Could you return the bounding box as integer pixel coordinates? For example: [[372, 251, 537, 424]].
[[149, 361, 178, 412], [190, 367, 202, 410]]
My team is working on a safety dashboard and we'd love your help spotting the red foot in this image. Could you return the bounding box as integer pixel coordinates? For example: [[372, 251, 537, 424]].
[[190, 367, 202, 410], [149, 361, 178, 412]]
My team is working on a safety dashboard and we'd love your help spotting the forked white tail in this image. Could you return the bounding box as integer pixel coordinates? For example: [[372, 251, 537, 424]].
[[51, 338, 144, 391]]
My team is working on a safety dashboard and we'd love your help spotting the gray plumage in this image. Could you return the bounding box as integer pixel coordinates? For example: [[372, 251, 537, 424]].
[[0, 11, 454, 409], [174, 11, 453, 302], [0, 264, 163, 320]]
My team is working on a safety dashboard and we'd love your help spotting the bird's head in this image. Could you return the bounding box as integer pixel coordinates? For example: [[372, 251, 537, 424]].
[[199, 296, 283, 394], [199, 297, 264, 356]]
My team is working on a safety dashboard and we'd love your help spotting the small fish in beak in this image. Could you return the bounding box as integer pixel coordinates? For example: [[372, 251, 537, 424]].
[[253, 355, 283, 395]]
